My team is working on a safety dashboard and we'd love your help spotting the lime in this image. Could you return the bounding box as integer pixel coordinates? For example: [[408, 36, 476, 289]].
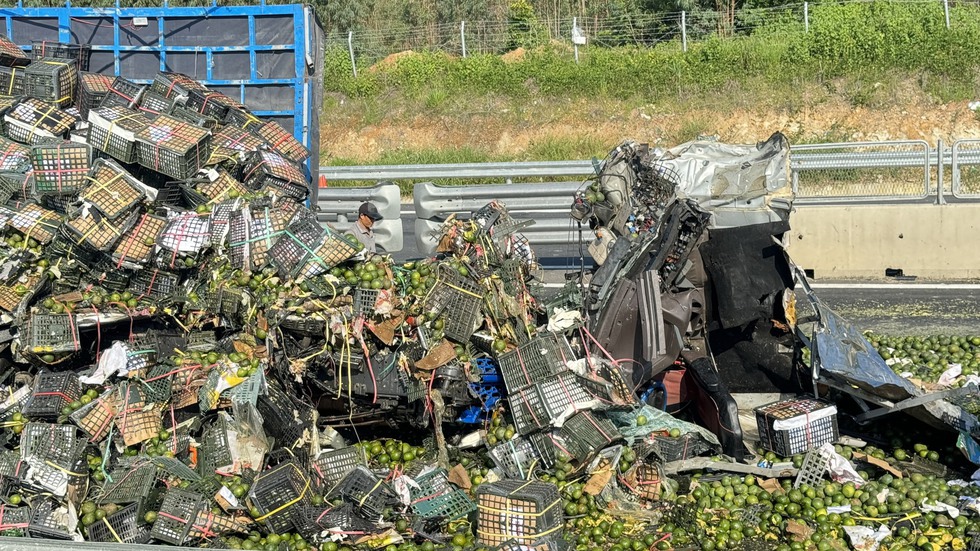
[[8, 494, 22, 506], [144, 511, 158, 523], [669, 428, 682, 437], [636, 415, 648, 427]]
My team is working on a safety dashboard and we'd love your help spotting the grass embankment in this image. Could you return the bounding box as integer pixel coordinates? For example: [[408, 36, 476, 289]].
[[319, 1, 980, 190]]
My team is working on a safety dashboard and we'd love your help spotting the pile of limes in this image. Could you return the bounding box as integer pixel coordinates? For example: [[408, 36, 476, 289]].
[[357, 439, 427, 470]]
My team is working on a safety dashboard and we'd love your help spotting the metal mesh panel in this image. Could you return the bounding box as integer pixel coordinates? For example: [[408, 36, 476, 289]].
[[792, 141, 930, 199]]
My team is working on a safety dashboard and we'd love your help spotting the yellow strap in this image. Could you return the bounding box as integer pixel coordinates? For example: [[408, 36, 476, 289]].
[[254, 466, 310, 521], [98, 111, 142, 152], [30, 105, 57, 138], [43, 460, 87, 477], [101, 516, 123, 543], [6, 68, 15, 95], [84, 172, 126, 200], [358, 478, 386, 509]]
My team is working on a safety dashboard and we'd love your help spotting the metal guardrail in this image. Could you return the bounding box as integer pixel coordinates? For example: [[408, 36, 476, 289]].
[[320, 139, 980, 254], [316, 183, 404, 252]]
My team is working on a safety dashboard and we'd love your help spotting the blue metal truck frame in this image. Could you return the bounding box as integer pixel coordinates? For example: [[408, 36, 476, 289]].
[[0, 0, 322, 186]]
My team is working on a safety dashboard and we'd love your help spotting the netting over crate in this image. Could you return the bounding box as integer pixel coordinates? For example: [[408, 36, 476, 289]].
[[77, 72, 113, 119], [498, 332, 574, 392], [150, 72, 209, 102], [214, 123, 267, 154], [137, 90, 175, 118], [135, 114, 212, 180], [5, 98, 77, 144], [112, 212, 166, 268], [0, 35, 29, 67], [87, 106, 151, 164], [269, 218, 356, 279], [194, 168, 250, 203], [242, 150, 309, 201], [82, 158, 147, 219], [476, 480, 563, 546], [30, 41, 91, 71], [69, 389, 119, 442], [99, 76, 144, 110], [62, 209, 137, 253], [0, 270, 45, 313], [0, 136, 30, 172], [30, 140, 90, 195], [756, 398, 839, 457], [24, 58, 78, 107], [228, 202, 295, 272], [253, 120, 310, 163]]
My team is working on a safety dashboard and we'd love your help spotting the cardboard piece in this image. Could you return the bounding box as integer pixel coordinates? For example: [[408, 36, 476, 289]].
[[584, 468, 614, 496], [759, 477, 783, 494], [368, 312, 405, 346], [852, 451, 903, 478], [415, 340, 456, 370], [448, 463, 472, 490]]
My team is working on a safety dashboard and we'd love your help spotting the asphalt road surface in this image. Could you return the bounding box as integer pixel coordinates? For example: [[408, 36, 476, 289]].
[[392, 209, 980, 336]]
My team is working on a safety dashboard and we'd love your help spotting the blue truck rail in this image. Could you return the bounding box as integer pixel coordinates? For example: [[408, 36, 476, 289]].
[[0, 0, 323, 194]]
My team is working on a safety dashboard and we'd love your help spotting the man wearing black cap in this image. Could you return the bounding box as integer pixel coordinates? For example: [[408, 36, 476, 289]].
[[347, 202, 383, 253]]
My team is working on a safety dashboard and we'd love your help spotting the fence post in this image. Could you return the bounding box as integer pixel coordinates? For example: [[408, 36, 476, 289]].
[[460, 21, 467, 58], [944, 0, 950, 29], [681, 11, 687, 52], [573, 17, 579, 63], [347, 31, 357, 78], [804, 2, 809, 33], [937, 139, 947, 205]]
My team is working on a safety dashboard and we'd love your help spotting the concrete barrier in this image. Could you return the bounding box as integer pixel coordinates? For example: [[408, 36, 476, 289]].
[[786, 204, 980, 279]]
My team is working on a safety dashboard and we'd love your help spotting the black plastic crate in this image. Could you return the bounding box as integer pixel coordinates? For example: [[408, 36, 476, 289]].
[[475, 480, 563, 546], [27, 498, 75, 540], [112, 212, 167, 268], [508, 382, 549, 436], [213, 124, 267, 154], [185, 89, 235, 120], [150, 488, 207, 545], [248, 462, 314, 535], [86, 502, 151, 543], [223, 105, 262, 130], [87, 105, 151, 164], [130, 268, 182, 300], [755, 397, 839, 456], [498, 332, 574, 392], [149, 71, 208, 102], [24, 57, 78, 107], [99, 76, 145, 110], [557, 411, 622, 462], [0, 135, 30, 172], [69, 389, 117, 441], [30, 41, 90, 70], [77, 72, 113, 120], [23, 314, 81, 365], [269, 220, 356, 279], [5, 97, 77, 144], [0, 34, 29, 67], [0, 504, 30, 533], [256, 380, 315, 449], [242, 150, 309, 201], [30, 139, 90, 195], [82, 157, 147, 220], [170, 105, 219, 130], [330, 465, 398, 518], [7, 203, 63, 244], [647, 432, 712, 463], [135, 114, 212, 180], [0, 65, 24, 96], [424, 265, 485, 342], [305, 503, 376, 537], [40, 192, 77, 214], [490, 433, 557, 479], [409, 468, 476, 521], [311, 447, 367, 491], [86, 258, 133, 292], [253, 119, 310, 163], [137, 90, 175, 119], [62, 209, 137, 253], [192, 168, 250, 203]]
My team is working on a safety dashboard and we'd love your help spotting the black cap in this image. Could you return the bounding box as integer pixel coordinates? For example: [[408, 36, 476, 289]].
[[358, 202, 382, 221]]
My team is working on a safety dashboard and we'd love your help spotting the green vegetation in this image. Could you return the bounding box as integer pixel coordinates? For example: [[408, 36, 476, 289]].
[[325, 2, 980, 104]]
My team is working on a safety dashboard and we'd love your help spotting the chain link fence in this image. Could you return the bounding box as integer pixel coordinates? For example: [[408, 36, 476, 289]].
[[951, 140, 980, 198], [791, 142, 932, 200], [326, 0, 937, 66]]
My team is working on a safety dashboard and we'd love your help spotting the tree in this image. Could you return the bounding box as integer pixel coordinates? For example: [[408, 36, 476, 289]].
[[507, 0, 549, 49]]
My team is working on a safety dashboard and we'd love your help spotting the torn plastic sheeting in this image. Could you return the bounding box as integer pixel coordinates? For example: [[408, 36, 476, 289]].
[[842, 524, 890, 551], [812, 299, 918, 401], [608, 404, 720, 448], [660, 132, 790, 203]]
